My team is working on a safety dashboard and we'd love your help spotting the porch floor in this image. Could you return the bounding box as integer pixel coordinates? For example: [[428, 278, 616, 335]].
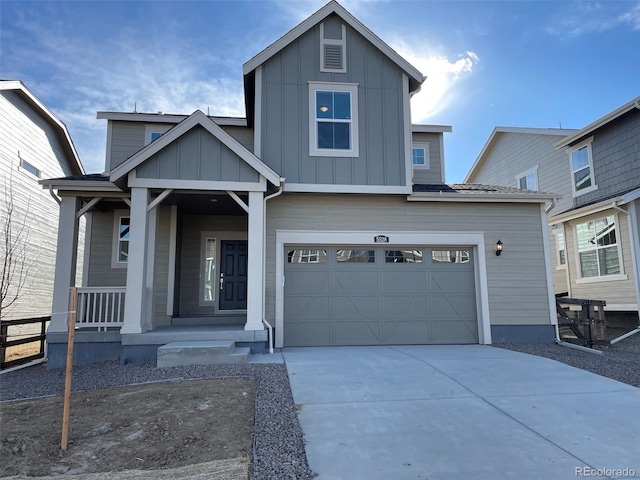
[[121, 325, 267, 346]]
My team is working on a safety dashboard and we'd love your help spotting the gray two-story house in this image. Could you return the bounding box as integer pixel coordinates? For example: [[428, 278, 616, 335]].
[[42, 1, 559, 367], [465, 98, 640, 329]]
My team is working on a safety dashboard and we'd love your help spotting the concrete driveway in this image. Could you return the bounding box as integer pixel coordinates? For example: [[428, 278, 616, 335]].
[[283, 345, 639, 480]]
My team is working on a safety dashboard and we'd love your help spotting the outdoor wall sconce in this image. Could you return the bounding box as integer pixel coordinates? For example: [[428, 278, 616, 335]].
[[495, 240, 503, 256]]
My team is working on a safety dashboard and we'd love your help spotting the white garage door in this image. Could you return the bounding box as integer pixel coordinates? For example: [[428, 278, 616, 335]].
[[284, 246, 478, 346]]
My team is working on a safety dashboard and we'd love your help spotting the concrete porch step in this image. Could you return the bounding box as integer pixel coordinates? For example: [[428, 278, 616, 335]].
[[171, 315, 246, 327], [157, 340, 250, 368]]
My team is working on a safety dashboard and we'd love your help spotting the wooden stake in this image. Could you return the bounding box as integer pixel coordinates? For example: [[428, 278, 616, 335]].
[[61, 287, 77, 451]]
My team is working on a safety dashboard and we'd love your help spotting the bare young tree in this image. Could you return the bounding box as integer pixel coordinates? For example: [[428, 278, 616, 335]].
[[0, 170, 33, 320]]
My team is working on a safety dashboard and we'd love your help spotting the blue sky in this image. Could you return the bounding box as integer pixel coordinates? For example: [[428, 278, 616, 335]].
[[1, 0, 639, 182]]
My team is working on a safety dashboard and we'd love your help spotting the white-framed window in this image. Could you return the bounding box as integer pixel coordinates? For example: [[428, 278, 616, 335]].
[[515, 166, 538, 190], [555, 229, 566, 268], [144, 124, 172, 145], [308, 82, 359, 157], [575, 215, 621, 278], [569, 137, 597, 196], [320, 23, 346, 73], [412, 143, 430, 169], [18, 157, 41, 178], [111, 210, 130, 268]]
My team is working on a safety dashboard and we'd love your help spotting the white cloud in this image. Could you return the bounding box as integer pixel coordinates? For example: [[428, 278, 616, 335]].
[[390, 40, 480, 122], [546, 1, 640, 36]]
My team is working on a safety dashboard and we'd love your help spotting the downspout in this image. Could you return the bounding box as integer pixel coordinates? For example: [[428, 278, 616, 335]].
[[49, 185, 62, 205], [261, 179, 285, 354]]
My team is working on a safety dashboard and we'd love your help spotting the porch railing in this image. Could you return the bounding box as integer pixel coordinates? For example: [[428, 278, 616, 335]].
[[76, 287, 126, 328]]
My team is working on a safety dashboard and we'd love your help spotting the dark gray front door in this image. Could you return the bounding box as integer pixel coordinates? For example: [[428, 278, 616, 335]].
[[284, 246, 478, 346], [220, 240, 247, 310]]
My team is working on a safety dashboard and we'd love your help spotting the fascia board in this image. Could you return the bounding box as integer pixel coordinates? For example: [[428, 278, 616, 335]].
[[1, 80, 85, 175], [242, 1, 423, 86], [109, 110, 281, 186], [39, 180, 123, 192], [97, 111, 248, 127], [412, 124, 452, 133], [623, 187, 640, 203], [407, 193, 556, 203], [549, 197, 625, 223], [553, 97, 640, 149]]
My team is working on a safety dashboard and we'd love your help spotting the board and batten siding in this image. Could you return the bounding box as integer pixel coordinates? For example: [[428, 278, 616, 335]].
[[411, 132, 444, 184], [107, 121, 255, 174], [573, 111, 640, 208], [468, 132, 572, 216], [0, 90, 84, 320], [260, 15, 406, 186], [179, 215, 247, 315], [136, 126, 260, 183], [564, 208, 637, 306], [265, 194, 552, 328]]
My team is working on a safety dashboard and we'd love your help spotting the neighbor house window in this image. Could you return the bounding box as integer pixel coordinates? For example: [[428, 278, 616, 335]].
[[111, 211, 130, 268], [516, 170, 537, 190], [144, 124, 172, 145], [556, 231, 566, 267], [19, 158, 41, 178], [309, 82, 359, 157], [569, 138, 596, 196], [412, 144, 430, 169], [575, 215, 620, 278]]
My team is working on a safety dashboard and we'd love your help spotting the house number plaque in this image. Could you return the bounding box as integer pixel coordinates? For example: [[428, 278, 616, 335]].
[[374, 235, 389, 243]]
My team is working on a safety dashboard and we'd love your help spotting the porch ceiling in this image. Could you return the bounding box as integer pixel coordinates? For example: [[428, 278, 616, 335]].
[[165, 192, 248, 215]]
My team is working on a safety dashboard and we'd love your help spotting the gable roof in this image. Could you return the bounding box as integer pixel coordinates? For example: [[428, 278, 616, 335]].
[[109, 110, 282, 186], [463, 126, 578, 183], [553, 96, 640, 149], [0, 80, 84, 175], [242, 1, 424, 87]]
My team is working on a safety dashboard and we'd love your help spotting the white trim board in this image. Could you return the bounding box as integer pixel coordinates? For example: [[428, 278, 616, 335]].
[[273, 229, 492, 348]]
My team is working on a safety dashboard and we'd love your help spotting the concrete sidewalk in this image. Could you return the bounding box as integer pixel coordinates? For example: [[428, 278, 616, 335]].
[[283, 345, 639, 480]]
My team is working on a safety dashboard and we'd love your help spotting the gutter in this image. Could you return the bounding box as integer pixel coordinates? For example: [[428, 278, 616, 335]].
[[48, 185, 62, 205], [261, 179, 285, 354]]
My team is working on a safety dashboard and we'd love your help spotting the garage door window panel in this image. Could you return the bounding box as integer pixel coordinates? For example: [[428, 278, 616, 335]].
[[385, 250, 423, 263], [287, 249, 327, 264], [336, 249, 375, 263], [432, 250, 470, 264]]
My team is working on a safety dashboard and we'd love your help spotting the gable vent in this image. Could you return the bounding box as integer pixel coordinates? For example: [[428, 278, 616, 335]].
[[324, 44, 343, 70]]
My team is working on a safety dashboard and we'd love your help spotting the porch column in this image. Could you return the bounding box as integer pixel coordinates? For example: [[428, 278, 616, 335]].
[[245, 191, 264, 331], [121, 187, 150, 334], [49, 196, 81, 333]]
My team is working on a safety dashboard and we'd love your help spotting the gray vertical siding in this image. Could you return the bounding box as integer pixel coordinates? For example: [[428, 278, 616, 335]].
[[0, 90, 85, 320], [87, 211, 127, 287], [136, 126, 260, 183], [260, 17, 406, 186], [573, 111, 640, 207], [108, 121, 145, 172], [265, 194, 552, 328], [411, 132, 444, 184]]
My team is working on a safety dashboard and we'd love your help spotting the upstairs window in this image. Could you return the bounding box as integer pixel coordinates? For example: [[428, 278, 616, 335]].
[[309, 82, 359, 157], [576, 215, 620, 278], [144, 124, 172, 145], [19, 157, 41, 178], [412, 144, 430, 169], [517, 171, 537, 190], [569, 138, 596, 196]]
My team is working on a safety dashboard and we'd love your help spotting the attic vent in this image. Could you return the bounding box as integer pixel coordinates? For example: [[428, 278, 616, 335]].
[[320, 22, 347, 73], [324, 44, 343, 70]]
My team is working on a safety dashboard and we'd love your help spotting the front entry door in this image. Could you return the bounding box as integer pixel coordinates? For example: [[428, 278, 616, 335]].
[[219, 240, 248, 310]]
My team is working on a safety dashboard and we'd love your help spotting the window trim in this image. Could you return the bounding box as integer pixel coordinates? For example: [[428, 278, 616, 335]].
[[308, 82, 359, 158], [320, 23, 346, 73], [515, 164, 538, 191], [573, 213, 624, 280], [569, 136, 597, 197], [411, 143, 430, 170], [144, 124, 172, 145], [111, 210, 130, 269]]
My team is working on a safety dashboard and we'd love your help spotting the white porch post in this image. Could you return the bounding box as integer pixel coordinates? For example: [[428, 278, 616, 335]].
[[121, 187, 150, 334], [49, 196, 81, 333], [245, 190, 265, 331]]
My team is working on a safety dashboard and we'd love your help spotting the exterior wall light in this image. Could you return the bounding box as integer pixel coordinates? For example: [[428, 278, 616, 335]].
[[495, 240, 503, 256]]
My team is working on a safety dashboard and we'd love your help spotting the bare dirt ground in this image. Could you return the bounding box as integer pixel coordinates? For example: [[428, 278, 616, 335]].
[[0, 378, 255, 479]]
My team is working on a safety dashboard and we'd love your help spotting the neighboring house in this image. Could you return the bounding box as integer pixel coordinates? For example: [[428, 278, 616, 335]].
[[465, 98, 640, 326], [0, 80, 85, 320], [42, 1, 559, 367]]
